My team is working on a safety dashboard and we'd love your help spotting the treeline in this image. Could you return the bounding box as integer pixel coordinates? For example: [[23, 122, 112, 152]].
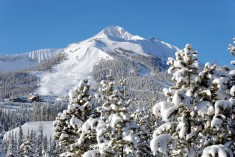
[[0, 72, 38, 98], [0, 102, 67, 132]]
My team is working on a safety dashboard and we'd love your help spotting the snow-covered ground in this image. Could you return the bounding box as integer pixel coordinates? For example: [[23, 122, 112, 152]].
[[4, 121, 53, 141]]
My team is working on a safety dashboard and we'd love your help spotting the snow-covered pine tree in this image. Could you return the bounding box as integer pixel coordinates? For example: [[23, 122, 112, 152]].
[[151, 44, 201, 156], [133, 100, 156, 157], [42, 136, 48, 156], [228, 38, 235, 66], [228, 38, 235, 95], [151, 43, 235, 156], [53, 79, 98, 156], [17, 125, 23, 157], [0, 133, 3, 155], [3, 136, 9, 155], [29, 130, 36, 154], [35, 124, 43, 157], [6, 132, 16, 157], [196, 39, 235, 156], [20, 137, 33, 157], [47, 138, 56, 157], [42, 149, 50, 157], [94, 72, 138, 156]]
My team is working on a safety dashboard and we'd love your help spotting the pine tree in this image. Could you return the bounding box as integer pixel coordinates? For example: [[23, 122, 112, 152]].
[[20, 137, 33, 157], [151, 44, 200, 156], [35, 125, 43, 157], [134, 103, 155, 156], [228, 38, 235, 66], [95, 72, 138, 156], [47, 138, 56, 157], [29, 130, 36, 154], [0, 133, 3, 155], [53, 79, 98, 156], [228, 38, 235, 153], [6, 133, 16, 157], [197, 39, 235, 156], [17, 125, 23, 157], [42, 136, 48, 154], [151, 43, 235, 156]]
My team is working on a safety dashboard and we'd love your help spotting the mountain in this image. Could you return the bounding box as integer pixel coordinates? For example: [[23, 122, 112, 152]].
[[35, 26, 179, 96], [0, 26, 179, 96], [0, 48, 63, 72]]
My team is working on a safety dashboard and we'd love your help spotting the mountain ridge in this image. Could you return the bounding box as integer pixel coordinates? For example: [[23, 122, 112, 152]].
[[0, 48, 63, 72]]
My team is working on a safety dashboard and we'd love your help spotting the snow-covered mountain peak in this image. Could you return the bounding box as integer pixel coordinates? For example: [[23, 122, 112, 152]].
[[1, 26, 180, 96], [96, 26, 144, 40]]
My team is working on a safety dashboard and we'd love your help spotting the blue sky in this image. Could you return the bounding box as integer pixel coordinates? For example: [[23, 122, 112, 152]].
[[0, 0, 235, 65]]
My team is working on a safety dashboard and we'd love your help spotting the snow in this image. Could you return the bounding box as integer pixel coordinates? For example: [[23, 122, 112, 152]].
[[229, 70, 235, 78], [4, 121, 53, 141], [150, 134, 172, 156], [197, 101, 213, 117], [153, 122, 176, 137], [211, 116, 223, 128], [96, 123, 108, 142], [153, 101, 177, 121], [230, 85, 235, 96], [70, 115, 84, 129], [176, 121, 187, 139], [81, 117, 95, 133], [123, 134, 137, 148], [60, 151, 75, 157], [110, 115, 123, 128], [59, 133, 69, 140], [83, 149, 101, 157], [188, 147, 196, 157], [212, 77, 229, 91], [201, 145, 233, 157], [172, 90, 184, 106], [68, 89, 78, 100], [214, 100, 232, 115]]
